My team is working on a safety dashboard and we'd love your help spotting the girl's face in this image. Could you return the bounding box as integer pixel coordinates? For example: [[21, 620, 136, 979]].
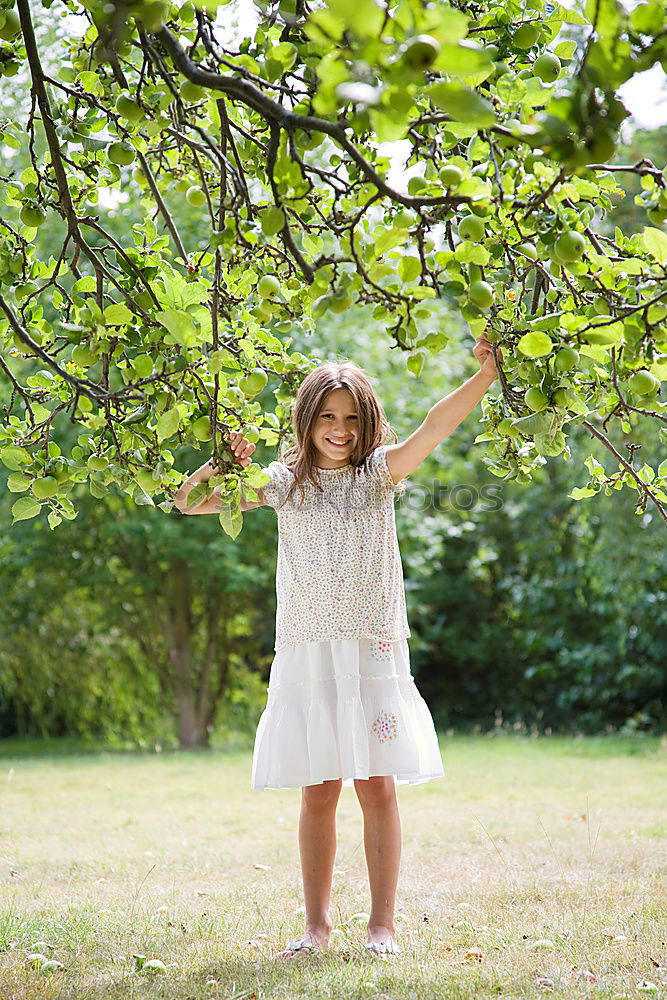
[[311, 388, 359, 468]]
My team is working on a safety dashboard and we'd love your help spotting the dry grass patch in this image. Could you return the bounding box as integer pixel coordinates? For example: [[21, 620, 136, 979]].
[[0, 734, 665, 999]]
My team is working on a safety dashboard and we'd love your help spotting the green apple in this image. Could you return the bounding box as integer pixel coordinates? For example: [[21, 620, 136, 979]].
[[512, 22, 540, 49], [647, 206, 667, 225], [141, 959, 167, 975], [87, 455, 109, 471], [136, 468, 158, 493], [458, 215, 485, 241], [180, 79, 206, 102], [1, 58, 20, 76], [517, 242, 538, 260], [192, 416, 212, 441], [107, 141, 136, 166], [329, 288, 352, 313], [19, 203, 47, 228], [525, 386, 549, 411], [591, 133, 617, 164], [401, 34, 441, 72], [257, 274, 281, 298], [394, 209, 417, 228], [628, 370, 659, 395], [39, 960, 64, 974], [554, 347, 579, 372], [185, 186, 206, 207], [407, 175, 428, 196], [72, 344, 98, 366], [32, 476, 59, 499], [592, 295, 609, 315], [115, 94, 144, 121], [468, 280, 494, 310], [497, 418, 520, 438], [239, 368, 268, 397], [533, 53, 561, 82], [0, 9, 21, 40], [440, 163, 463, 189], [554, 230, 585, 262]]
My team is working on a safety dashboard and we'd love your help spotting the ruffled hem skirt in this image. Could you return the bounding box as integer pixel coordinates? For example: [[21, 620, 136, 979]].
[[251, 636, 445, 790]]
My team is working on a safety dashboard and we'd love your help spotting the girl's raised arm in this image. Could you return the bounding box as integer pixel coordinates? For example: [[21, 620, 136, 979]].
[[386, 335, 502, 485], [173, 430, 266, 514]]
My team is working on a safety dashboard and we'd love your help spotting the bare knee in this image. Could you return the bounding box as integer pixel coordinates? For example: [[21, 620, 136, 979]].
[[302, 778, 342, 812], [354, 776, 396, 811]]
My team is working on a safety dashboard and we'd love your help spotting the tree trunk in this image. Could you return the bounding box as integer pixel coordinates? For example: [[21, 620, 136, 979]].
[[165, 558, 210, 749]]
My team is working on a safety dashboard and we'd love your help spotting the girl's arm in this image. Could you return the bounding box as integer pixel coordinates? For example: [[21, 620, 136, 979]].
[[173, 430, 265, 514], [386, 335, 502, 485]]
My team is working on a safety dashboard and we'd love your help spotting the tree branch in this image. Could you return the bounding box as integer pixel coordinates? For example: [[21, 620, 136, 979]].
[[582, 419, 667, 523]]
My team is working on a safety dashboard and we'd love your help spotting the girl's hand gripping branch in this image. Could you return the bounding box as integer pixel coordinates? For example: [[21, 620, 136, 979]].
[[172, 431, 257, 515], [473, 334, 503, 382]]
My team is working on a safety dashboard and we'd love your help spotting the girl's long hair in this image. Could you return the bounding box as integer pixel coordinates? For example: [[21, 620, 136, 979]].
[[278, 359, 399, 504]]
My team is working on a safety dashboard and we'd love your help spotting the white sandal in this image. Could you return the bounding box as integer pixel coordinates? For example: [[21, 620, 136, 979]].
[[279, 937, 323, 959], [365, 937, 400, 958]]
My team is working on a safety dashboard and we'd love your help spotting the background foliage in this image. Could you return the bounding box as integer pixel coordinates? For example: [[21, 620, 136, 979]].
[[1, 0, 666, 745]]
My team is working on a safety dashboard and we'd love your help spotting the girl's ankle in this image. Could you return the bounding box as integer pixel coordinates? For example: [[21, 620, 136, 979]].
[[306, 916, 332, 936]]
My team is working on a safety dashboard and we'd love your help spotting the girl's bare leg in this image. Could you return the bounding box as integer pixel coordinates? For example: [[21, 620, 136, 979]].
[[354, 776, 401, 950], [280, 778, 342, 957]]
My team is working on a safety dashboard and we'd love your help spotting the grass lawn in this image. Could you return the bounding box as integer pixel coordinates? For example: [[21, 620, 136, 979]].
[[0, 733, 666, 999]]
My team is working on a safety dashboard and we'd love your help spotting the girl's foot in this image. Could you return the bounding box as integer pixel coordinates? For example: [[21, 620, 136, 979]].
[[278, 925, 330, 960], [365, 924, 400, 959]]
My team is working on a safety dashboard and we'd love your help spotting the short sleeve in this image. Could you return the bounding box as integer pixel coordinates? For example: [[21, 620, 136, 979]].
[[366, 445, 406, 499], [260, 461, 294, 511]]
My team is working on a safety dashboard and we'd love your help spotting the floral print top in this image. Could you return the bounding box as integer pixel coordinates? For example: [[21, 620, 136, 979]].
[[260, 445, 411, 652]]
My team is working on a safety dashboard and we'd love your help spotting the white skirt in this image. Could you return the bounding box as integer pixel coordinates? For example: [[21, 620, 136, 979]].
[[251, 636, 445, 790]]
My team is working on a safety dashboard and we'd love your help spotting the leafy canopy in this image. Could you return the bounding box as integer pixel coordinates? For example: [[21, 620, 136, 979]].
[[1, 0, 667, 534]]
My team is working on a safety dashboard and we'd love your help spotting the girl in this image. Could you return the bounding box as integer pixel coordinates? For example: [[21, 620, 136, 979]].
[[174, 335, 501, 958]]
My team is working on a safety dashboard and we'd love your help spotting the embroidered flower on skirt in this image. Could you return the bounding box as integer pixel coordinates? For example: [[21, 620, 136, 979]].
[[372, 710, 398, 743], [371, 638, 394, 661]]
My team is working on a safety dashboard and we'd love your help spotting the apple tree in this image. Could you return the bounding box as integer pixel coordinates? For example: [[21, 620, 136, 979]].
[[1, 0, 667, 532]]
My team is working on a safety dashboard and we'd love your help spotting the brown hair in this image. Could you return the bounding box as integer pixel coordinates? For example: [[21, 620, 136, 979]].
[[278, 359, 399, 505]]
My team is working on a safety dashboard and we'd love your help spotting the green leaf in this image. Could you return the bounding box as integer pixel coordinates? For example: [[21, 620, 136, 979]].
[[261, 207, 286, 237], [271, 42, 298, 72], [325, 0, 384, 37], [399, 257, 422, 282], [642, 227, 667, 265], [554, 40, 577, 59], [427, 83, 495, 125], [184, 483, 209, 509], [7, 472, 31, 492], [155, 309, 201, 347], [436, 42, 493, 78], [454, 242, 490, 265], [47, 510, 63, 530], [511, 411, 557, 436], [407, 350, 426, 377], [368, 108, 408, 141], [630, 0, 664, 33], [1, 446, 32, 471], [517, 332, 554, 358], [11, 496, 41, 523], [156, 407, 180, 441], [104, 303, 134, 326], [569, 486, 597, 500], [218, 501, 243, 540], [533, 430, 567, 457], [375, 226, 409, 256], [73, 276, 97, 293]]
